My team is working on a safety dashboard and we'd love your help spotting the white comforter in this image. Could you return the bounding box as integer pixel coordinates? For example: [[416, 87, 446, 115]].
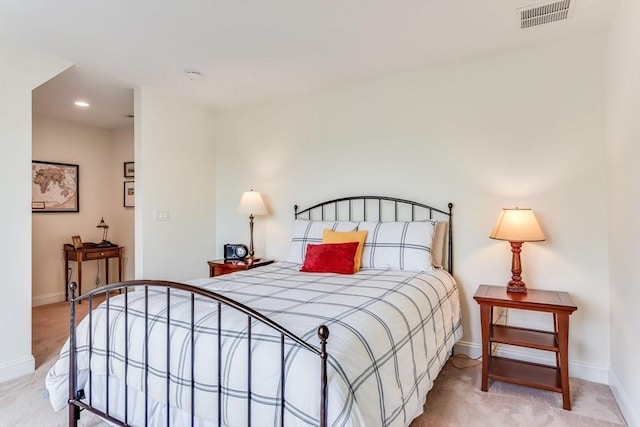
[[46, 262, 462, 426]]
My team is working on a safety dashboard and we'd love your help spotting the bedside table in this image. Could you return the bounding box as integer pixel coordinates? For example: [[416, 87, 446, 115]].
[[473, 284, 577, 410], [207, 259, 274, 277]]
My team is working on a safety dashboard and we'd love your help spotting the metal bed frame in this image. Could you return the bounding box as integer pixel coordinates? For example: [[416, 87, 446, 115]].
[[66, 196, 453, 427]]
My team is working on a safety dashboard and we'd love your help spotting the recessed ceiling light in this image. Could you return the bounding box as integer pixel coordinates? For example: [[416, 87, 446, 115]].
[[74, 101, 90, 107]]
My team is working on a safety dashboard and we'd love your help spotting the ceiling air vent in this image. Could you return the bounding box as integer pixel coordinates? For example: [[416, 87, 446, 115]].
[[520, 0, 572, 29]]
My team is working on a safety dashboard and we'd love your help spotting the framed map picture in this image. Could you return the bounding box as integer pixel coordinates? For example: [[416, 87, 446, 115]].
[[32, 160, 79, 213]]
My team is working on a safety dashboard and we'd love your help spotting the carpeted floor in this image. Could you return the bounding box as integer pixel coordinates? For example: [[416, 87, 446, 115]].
[[0, 300, 627, 426], [415, 356, 626, 426]]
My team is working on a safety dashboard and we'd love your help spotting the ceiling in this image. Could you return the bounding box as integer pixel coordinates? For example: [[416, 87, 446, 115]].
[[0, 0, 619, 130]]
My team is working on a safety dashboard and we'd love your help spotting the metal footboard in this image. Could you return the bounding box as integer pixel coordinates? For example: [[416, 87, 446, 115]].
[[67, 280, 329, 427]]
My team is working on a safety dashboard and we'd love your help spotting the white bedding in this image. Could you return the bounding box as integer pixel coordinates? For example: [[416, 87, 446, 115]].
[[46, 262, 462, 426]]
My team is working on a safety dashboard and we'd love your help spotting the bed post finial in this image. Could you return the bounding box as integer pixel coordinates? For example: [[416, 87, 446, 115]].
[[294, 204, 299, 219], [318, 324, 329, 345], [318, 325, 329, 427], [69, 281, 78, 297]]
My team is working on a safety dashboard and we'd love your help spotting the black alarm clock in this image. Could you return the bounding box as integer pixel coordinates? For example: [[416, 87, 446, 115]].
[[224, 243, 249, 260]]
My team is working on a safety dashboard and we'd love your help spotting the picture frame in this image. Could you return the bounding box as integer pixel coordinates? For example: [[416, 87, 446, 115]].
[[32, 160, 79, 213], [124, 161, 135, 178], [71, 235, 83, 249], [124, 181, 135, 207]]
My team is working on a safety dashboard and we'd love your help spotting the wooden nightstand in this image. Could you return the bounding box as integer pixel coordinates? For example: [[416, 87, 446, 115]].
[[473, 284, 578, 410], [207, 259, 274, 277]]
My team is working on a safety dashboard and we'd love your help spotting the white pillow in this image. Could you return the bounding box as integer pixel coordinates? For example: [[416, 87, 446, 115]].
[[358, 221, 436, 272], [287, 220, 358, 264]]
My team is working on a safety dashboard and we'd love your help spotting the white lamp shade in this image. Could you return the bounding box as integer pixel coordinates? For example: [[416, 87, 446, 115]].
[[238, 190, 268, 216], [490, 208, 545, 242]]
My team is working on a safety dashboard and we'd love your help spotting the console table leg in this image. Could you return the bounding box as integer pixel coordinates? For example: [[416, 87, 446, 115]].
[[557, 313, 571, 410], [77, 256, 82, 299], [64, 258, 69, 301], [118, 248, 124, 282], [479, 303, 491, 391]]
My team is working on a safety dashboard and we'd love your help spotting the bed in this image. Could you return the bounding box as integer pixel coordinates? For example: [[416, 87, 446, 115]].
[[46, 196, 462, 427]]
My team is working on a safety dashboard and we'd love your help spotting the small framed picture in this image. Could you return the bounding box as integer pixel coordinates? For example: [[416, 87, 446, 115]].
[[71, 235, 83, 249], [124, 181, 135, 207], [124, 161, 135, 178]]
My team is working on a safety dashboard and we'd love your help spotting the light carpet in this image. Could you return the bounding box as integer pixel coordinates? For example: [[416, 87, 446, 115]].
[[0, 300, 627, 426]]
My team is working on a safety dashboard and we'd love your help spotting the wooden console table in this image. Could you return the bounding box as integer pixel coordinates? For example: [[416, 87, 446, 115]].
[[64, 243, 124, 300]]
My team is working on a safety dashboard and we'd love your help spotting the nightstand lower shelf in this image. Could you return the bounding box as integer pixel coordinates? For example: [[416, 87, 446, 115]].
[[491, 324, 558, 351], [489, 356, 561, 392]]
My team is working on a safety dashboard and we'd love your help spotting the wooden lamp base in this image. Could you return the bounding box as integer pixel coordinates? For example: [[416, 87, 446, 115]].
[[507, 241, 527, 293]]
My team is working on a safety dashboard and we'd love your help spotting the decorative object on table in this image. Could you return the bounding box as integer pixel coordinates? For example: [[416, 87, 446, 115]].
[[237, 189, 268, 260], [31, 160, 79, 213], [224, 243, 249, 261], [123, 161, 135, 178], [71, 235, 83, 250], [123, 181, 135, 207], [96, 217, 114, 248], [489, 207, 546, 293]]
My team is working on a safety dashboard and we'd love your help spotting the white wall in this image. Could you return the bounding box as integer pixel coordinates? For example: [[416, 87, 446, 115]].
[[134, 87, 216, 280], [0, 41, 71, 382], [606, 1, 640, 425], [212, 34, 610, 382], [111, 125, 135, 282], [32, 116, 133, 305]]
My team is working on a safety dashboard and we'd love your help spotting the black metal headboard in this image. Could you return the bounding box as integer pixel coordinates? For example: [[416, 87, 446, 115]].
[[294, 196, 454, 274]]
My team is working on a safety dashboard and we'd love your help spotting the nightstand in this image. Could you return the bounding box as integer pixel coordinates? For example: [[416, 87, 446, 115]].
[[473, 284, 578, 410], [207, 259, 274, 277]]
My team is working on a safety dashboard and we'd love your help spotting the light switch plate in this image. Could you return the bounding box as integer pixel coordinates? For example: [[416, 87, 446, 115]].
[[153, 209, 170, 221]]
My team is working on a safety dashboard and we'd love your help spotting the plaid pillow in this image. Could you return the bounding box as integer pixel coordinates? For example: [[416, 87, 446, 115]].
[[358, 221, 436, 271], [287, 220, 358, 264]]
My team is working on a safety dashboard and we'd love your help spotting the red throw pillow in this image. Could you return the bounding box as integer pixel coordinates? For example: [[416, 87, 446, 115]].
[[300, 242, 359, 274]]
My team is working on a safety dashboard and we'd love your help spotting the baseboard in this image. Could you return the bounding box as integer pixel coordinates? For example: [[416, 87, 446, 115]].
[[454, 340, 609, 384], [609, 369, 639, 427], [32, 291, 65, 306], [0, 355, 35, 383]]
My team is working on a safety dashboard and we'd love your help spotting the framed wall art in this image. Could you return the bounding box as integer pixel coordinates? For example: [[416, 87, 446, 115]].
[[32, 160, 79, 213], [124, 161, 135, 178], [124, 181, 135, 207]]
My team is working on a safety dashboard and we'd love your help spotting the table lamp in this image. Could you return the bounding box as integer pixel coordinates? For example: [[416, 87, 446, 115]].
[[237, 190, 268, 261], [490, 208, 545, 293], [96, 217, 113, 248]]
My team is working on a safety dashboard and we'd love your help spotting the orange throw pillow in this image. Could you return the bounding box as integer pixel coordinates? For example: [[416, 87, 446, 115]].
[[322, 229, 368, 272]]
